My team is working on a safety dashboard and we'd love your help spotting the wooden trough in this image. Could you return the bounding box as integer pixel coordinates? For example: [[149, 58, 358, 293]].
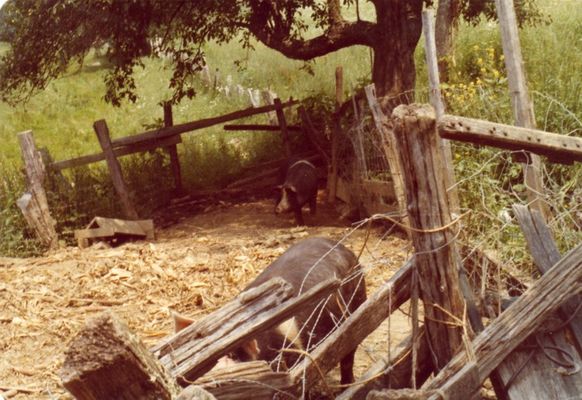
[[74, 216, 154, 248]]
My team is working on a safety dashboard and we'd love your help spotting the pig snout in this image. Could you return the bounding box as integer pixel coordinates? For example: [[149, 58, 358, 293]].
[[274, 186, 293, 214]]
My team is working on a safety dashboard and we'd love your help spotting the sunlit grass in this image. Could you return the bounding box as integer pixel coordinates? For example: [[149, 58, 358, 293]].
[[0, 0, 580, 256]]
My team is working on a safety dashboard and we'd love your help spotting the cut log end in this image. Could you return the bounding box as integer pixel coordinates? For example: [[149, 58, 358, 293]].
[[60, 311, 181, 400]]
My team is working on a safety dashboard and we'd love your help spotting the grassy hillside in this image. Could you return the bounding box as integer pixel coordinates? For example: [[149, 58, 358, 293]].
[[0, 0, 580, 257]]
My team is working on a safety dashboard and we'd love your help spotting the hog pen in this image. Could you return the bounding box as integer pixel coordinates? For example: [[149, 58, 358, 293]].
[[11, 0, 582, 398], [57, 103, 582, 400]]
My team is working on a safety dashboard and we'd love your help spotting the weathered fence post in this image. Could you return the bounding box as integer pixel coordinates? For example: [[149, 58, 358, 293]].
[[274, 98, 291, 158], [364, 84, 410, 236], [392, 104, 466, 369], [261, 89, 278, 125], [327, 66, 343, 204], [16, 131, 58, 249], [422, 9, 460, 217], [495, 0, 549, 220], [93, 120, 139, 220], [162, 102, 184, 194]]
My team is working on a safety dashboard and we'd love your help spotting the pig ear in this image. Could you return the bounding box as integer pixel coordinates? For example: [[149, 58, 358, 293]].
[[242, 339, 261, 361], [172, 311, 195, 333]]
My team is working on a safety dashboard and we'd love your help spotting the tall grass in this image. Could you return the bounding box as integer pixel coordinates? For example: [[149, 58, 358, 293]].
[[0, 0, 580, 257], [429, 0, 582, 271]]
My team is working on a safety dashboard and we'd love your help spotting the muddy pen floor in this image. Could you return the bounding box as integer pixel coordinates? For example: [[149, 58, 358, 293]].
[[0, 194, 415, 399]]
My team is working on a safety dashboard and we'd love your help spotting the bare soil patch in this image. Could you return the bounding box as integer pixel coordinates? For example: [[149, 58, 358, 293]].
[[0, 196, 412, 399]]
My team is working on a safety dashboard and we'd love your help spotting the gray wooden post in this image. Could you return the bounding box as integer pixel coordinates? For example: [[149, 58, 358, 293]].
[[93, 120, 139, 220], [16, 130, 58, 249], [422, 9, 460, 217], [364, 84, 410, 236], [392, 104, 466, 370], [274, 98, 291, 158], [163, 102, 183, 194], [327, 66, 343, 204], [495, 0, 548, 220], [261, 89, 278, 125]]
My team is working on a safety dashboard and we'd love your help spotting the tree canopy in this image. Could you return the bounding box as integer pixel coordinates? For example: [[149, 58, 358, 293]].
[[0, 0, 544, 109]]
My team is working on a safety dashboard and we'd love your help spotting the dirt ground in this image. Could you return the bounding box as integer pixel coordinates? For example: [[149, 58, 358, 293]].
[[0, 194, 414, 399]]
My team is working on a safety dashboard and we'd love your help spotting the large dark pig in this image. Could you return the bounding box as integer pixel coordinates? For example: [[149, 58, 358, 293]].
[[274, 159, 318, 225], [242, 237, 367, 384], [174, 237, 366, 385]]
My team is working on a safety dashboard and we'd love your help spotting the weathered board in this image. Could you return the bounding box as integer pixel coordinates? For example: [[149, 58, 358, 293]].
[[423, 244, 582, 400], [94, 119, 139, 220], [195, 361, 294, 399], [438, 115, 582, 164], [17, 131, 58, 249], [152, 277, 340, 383], [290, 260, 413, 390]]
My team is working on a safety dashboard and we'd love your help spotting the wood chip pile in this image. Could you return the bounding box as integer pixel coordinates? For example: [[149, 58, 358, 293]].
[[0, 199, 410, 399]]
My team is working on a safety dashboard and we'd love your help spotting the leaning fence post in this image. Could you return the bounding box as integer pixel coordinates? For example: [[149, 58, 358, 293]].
[[364, 84, 410, 236], [495, 0, 549, 220], [162, 102, 184, 194], [422, 9, 460, 217], [93, 120, 139, 220], [16, 130, 58, 249], [274, 98, 291, 158]]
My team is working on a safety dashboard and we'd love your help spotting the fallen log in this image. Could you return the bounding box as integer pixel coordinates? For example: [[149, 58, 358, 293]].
[[423, 243, 582, 400], [290, 260, 415, 391], [152, 277, 340, 384]]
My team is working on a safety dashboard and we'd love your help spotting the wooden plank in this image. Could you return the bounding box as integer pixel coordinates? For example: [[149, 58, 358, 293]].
[[513, 204, 582, 350], [495, 0, 548, 219], [195, 361, 294, 400], [94, 120, 139, 220], [90, 217, 150, 236], [223, 124, 301, 132], [51, 134, 182, 171], [438, 115, 582, 164], [152, 277, 340, 383], [17, 131, 58, 249], [421, 10, 460, 217], [274, 98, 291, 157], [163, 102, 184, 194], [423, 244, 582, 399], [422, 10, 445, 119], [363, 84, 409, 233], [74, 227, 115, 240], [392, 104, 466, 369], [336, 330, 432, 400], [290, 260, 413, 389], [110, 99, 298, 149], [60, 311, 183, 400]]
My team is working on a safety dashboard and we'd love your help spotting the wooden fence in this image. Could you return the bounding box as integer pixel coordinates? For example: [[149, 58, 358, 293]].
[[17, 98, 299, 246]]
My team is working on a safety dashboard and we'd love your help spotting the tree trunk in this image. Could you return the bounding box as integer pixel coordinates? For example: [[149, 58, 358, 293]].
[[435, 0, 461, 82], [373, 0, 424, 111]]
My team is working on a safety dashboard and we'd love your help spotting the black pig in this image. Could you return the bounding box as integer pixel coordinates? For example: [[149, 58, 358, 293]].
[[174, 237, 367, 385], [274, 159, 318, 225]]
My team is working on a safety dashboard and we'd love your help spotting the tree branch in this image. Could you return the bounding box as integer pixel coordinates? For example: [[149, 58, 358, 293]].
[[250, 19, 376, 60]]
